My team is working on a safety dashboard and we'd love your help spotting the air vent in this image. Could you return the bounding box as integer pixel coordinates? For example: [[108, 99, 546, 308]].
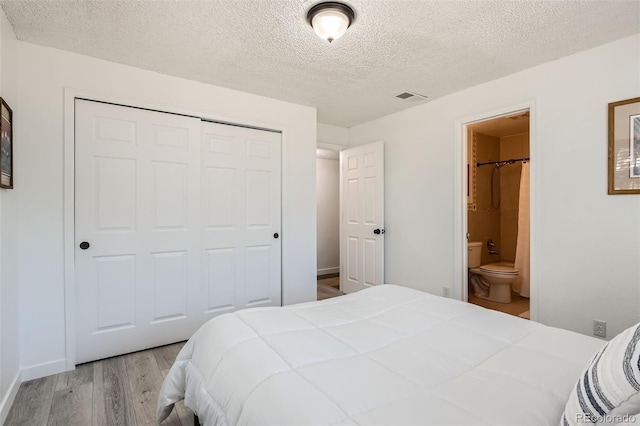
[[395, 91, 428, 101]]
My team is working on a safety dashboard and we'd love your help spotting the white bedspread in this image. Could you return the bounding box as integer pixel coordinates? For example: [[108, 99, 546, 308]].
[[158, 285, 604, 425]]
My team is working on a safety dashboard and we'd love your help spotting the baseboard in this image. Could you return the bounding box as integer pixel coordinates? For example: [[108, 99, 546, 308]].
[[317, 267, 339, 276], [20, 358, 67, 381], [0, 370, 22, 424]]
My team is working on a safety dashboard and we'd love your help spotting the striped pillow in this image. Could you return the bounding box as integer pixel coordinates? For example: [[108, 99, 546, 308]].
[[562, 323, 640, 425]]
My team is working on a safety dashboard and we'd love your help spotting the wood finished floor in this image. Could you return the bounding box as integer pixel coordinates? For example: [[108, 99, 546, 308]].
[[6, 283, 344, 426], [5, 342, 191, 426]]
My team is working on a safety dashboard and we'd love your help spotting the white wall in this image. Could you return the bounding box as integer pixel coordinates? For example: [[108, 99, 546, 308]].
[[316, 123, 347, 276], [0, 8, 20, 423], [316, 156, 340, 275], [15, 42, 317, 378], [348, 34, 640, 339], [317, 123, 348, 150]]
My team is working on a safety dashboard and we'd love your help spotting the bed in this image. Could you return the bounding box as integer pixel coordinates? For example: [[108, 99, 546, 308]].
[[157, 284, 640, 425]]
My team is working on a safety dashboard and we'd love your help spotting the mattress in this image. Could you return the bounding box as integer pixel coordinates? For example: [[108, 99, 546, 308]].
[[157, 284, 604, 425]]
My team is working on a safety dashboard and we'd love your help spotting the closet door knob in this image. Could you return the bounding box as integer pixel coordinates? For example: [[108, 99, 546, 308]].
[[79, 241, 90, 250], [273, 233, 279, 239], [374, 229, 385, 235]]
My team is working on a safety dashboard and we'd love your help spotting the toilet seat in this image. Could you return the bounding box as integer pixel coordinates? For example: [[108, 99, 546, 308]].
[[479, 264, 518, 275]]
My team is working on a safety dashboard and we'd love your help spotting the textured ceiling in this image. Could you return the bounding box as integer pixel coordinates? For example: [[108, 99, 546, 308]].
[[469, 113, 529, 138], [1, 0, 639, 127]]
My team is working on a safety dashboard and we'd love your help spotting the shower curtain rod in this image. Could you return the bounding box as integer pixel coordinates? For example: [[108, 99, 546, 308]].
[[476, 157, 530, 167]]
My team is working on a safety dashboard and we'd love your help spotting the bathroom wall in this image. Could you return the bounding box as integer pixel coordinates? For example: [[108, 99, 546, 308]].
[[469, 130, 530, 264], [499, 133, 530, 261], [468, 131, 501, 265]]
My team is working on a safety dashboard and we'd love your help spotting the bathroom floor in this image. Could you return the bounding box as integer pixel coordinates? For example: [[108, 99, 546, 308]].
[[469, 291, 530, 318]]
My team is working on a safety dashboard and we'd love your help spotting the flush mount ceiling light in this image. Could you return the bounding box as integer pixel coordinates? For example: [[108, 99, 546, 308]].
[[307, 2, 355, 43]]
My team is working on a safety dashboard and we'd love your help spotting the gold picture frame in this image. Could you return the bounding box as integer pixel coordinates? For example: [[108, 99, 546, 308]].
[[608, 97, 640, 194]]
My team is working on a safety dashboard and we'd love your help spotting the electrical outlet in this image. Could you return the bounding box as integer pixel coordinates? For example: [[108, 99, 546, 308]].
[[593, 320, 607, 338], [442, 287, 449, 298]]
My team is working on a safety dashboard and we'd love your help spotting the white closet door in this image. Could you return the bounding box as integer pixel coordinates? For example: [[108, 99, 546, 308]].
[[340, 141, 384, 294], [75, 99, 202, 364], [201, 121, 281, 315]]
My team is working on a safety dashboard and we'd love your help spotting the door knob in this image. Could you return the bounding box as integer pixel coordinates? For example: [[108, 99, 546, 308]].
[[373, 229, 385, 235], [273, 233, 279, 239], [79, 241, 90, 250]]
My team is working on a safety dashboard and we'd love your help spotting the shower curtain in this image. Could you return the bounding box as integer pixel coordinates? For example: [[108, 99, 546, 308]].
[[514, 161, 530, 298]]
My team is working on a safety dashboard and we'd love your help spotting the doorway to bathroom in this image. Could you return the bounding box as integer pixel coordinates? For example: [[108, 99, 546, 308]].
[[465, 110, 530, 319]]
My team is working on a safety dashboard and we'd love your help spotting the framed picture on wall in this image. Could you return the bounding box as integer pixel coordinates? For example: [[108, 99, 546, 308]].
[[0, 97, 12, 189], [608, 97, 640, 194]]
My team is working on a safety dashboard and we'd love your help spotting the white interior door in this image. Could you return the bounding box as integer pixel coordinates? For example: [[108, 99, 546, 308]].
[[75, 99, 202, 363], [200, 121, 281, 315], [340, 141, 384, 293], [75, 100, 282, 364]]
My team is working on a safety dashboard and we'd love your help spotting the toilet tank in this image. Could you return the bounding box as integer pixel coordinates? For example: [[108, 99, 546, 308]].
[[468, 242, 482, 268]]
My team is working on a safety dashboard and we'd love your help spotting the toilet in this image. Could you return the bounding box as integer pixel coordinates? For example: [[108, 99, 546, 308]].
[[468, 241, 519, 304]]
